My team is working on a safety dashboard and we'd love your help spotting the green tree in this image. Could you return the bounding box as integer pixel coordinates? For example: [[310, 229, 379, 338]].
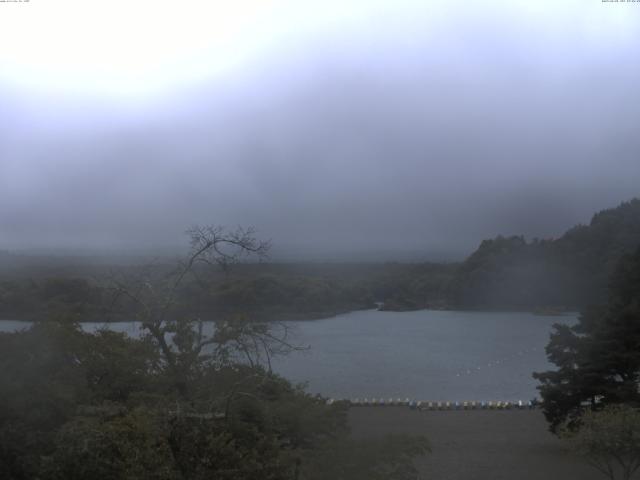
[[1, 227, 429, 479], [534, 246, 640, 432], [561, 405, 640, 480]]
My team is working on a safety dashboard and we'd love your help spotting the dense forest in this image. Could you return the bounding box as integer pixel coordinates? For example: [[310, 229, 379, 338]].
[[1, 202, 638, 479], [534, 245, 640, 432], [1, 199, 639, 321], [449, 198, 640, 310], [0, 228, 430, 480], [0, 314, 429, 480], [0, 261, 455, 322]]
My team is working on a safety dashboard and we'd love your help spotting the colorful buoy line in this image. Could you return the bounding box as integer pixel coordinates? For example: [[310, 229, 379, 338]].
[[325, 398, 538, 410]]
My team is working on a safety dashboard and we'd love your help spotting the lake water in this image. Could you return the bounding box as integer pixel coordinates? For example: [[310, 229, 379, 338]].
[[0, 309, 575, 402]]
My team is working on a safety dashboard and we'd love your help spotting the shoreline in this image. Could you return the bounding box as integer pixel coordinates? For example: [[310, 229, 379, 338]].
[[0, 306, 578, 325]]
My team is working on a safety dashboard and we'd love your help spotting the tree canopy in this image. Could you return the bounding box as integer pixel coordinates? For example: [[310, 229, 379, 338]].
[[451, 199, 640, 310], [533, 245, 640, 432], [561, 405, 640, 480], [0, 226, 429, 479]]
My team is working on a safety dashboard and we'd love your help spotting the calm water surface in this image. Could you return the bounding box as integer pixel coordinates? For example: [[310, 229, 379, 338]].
[[273, 309, 576, 401], [0, 309, 575, 401]]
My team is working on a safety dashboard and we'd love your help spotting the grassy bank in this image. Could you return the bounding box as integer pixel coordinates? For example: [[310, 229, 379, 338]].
[[348, 407, 602, 480]]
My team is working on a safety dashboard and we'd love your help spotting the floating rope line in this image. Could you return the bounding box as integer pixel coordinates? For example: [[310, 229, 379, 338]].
[[452, 347, 542, 378], [326, 398, 538, 410]]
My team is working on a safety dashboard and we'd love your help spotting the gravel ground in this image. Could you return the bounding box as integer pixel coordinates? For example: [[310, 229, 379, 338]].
[[348, 407, 603, 480]]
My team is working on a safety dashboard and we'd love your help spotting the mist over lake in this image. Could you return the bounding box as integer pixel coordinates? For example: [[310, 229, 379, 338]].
[[1, 1, 639, 478], [273, 310, 576, 401], [0, 310, 574, 401]]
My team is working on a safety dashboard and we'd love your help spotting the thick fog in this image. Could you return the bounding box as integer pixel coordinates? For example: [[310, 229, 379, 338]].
[[1, 1, 639, 260]]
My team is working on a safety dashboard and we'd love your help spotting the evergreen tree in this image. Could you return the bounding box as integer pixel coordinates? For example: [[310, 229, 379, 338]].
[[534, 246, 640, 432]]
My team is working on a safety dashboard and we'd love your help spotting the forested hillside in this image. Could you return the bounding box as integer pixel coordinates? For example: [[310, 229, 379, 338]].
[[1, 199, 638, 319], [449, 199, 640, 310]]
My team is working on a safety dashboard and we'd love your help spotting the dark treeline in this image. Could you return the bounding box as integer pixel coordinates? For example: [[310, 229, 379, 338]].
[[0, 312, 429, 480], [534, 245, 640, 432], [0, 228, 430, 480], [0, 261, 456, 322], [449, 198, 640, 311], [1, 199, 639, 321]]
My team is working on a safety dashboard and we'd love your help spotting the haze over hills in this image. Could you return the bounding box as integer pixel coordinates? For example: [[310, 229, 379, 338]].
[[2, 2, 640, 479], [1, 198, 638, 320], [2, 2, 640, 260], [2, 196, 638, 265], [449, 198, 640, 310]]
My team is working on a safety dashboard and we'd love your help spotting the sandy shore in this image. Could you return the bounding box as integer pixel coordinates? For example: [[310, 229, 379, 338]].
[[349, 407, 602, 480]]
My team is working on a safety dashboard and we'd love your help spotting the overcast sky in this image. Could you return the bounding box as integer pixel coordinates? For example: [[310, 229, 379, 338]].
[[1, 0, 639, 260]]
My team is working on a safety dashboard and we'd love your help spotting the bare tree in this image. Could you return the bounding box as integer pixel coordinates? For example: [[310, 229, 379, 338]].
[[106, 225, 301, 394], [212, 315, 306, 372]]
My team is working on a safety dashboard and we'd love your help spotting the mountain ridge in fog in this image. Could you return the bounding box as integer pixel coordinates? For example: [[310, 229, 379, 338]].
[[2, 196, 638, 265], [2, 2, 639, 256]]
